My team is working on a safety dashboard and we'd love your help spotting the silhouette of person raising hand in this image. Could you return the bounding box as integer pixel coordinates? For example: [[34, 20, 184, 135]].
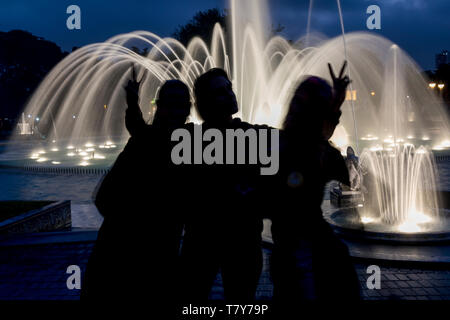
[[269, 61, 360, 308], [82, 66, 192, 306]]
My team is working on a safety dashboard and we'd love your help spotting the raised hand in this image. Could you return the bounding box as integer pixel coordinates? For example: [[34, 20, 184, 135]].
[[124, 64, 144, 107], [328, 60, 351, 112], [124, 64, 147, 136]]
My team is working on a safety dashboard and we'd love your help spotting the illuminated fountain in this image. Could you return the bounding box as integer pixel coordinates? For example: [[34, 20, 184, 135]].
[[351, 46, 442, 234], [3, 0, 450, 235], [17, 113, 32, 135], [328, 44, 448, 238], [355, 145, 441, 233]]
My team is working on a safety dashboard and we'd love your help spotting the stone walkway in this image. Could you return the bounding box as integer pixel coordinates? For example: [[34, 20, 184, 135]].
[[1, 234, 450, 301], [71, 202, 103, 229], [356, 263, 450, 300]]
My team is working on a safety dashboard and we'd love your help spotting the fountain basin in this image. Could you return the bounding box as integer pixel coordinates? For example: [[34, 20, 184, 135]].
[[0, 138, 126, 174], [323, 205, 450, 243]]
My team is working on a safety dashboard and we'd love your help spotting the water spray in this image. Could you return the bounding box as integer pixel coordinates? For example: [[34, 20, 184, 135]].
[[336, 0, 360, 156]]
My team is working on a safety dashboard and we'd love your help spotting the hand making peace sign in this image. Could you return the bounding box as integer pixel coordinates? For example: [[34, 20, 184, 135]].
[[328, 60, 351, 112], [124, 64, 145, 107]]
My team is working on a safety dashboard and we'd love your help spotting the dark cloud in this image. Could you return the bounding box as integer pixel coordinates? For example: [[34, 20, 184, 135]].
[[269, 0, 449, 69], [0, 0, 446, 70]]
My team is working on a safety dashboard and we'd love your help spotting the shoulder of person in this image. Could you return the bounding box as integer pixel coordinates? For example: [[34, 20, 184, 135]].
[[231, 118, 272, 130], [183, 122, 196, 133], [325, 141, 344, 158]]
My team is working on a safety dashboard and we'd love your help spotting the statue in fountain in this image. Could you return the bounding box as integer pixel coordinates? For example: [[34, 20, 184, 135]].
[[346, 146, 362, 191]]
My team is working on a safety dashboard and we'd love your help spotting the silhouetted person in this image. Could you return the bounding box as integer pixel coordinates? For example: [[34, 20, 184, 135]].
[[179, 68, 267, 302], [269, 63, 360, 308], [82, 73, 192, 305]]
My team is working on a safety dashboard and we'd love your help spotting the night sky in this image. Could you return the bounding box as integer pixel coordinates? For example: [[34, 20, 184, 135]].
[[0, 0, 448, 70]]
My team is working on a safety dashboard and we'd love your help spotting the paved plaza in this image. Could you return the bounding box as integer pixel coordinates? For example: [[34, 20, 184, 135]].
[[0, 231, 450, 301], [0, 159, 448, 301]]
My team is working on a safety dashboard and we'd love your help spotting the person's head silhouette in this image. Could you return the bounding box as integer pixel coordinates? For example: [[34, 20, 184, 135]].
[[283, 76, 337, 140], [153, 80, 191, 127], [194, 68, 238, 125]]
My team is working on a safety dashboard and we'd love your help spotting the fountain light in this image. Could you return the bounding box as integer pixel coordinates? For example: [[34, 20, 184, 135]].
[[409, 210, 432, 224], [415, 148, 427, 154], [51, 148, 59, 152], [79, 151, 88, 156], [93, 154, 105, 159], [370, 145, 383, 152], [383, 138, 394, 143], [82, 156, 91, 160], [37, 150, 46, 154], [99, 145, 105, 149], [67, 152, 75, 157], [67, 145, 75, 150], [430, 139, 450, 150], [407, 135, 414, 139], [422, 136, 430, 141], [85, 142, 94, 148], [79, 161, 90, 166], [30, 153, 39, 159], [85, 148, 95, 152], [36, 157, 47, 162], [361, 216, 374, 224], [105, 141, 113, 145], [361, 135, 378, 141], [397, 210, 432, 233], [397, 221, 421, 233], [52, 161, 61, 165]]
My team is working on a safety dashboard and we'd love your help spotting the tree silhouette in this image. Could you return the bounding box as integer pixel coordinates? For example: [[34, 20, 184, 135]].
[[172, 8, 227, 46], [0, 30, 67, 120], [173, 8, 286, 47]]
